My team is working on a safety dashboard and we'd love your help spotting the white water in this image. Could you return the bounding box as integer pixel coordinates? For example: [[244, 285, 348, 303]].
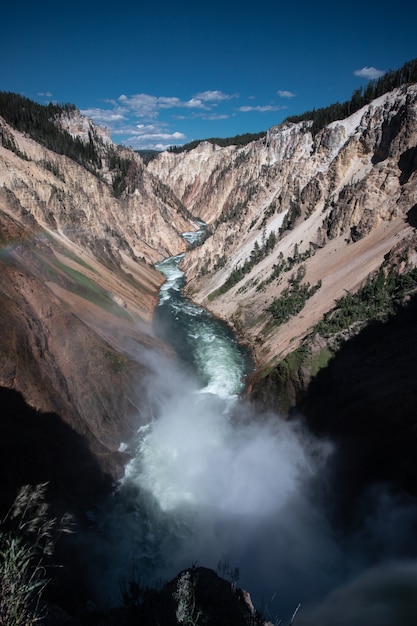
[[89, 255, 341, 621], [153, 253, 252, 398], [90, 253, 417, 624], [103, 380, 340, 620]]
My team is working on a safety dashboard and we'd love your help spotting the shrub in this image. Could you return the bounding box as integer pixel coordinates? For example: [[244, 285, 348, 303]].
[[267, 269, 321, 325]]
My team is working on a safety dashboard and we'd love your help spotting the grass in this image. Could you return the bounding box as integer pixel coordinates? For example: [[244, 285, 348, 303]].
[[315, 266, 417, 339], [0, 483, 72, 625]]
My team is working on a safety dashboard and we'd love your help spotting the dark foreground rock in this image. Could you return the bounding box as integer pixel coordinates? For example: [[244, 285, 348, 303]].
[[42, 567, 268, 626]]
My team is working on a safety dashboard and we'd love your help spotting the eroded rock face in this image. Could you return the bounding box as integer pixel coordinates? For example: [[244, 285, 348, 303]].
[[0, 114, 198, 494], [0, 208, 154, 487], [2, 85, 417, 502], [149, 84, 417, 367], [0, 113, 194, 265], [2, 80, 417, 626]]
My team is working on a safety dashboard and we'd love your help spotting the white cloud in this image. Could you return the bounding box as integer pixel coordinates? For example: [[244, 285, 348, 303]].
[[81, 108, 126, 124], [113, 91, 237, 117], [114, 92, 221, 117], [354, 66, 385, 80], [120, 124, 187, 150], [204, 114, 230, 121], [238, 105, 286, 113], [133, 131, 186, 141], [136, 123, 156, 130], [117, 93, 161, 118], [125, 130, 186, 151], [189, 111, 232, 121], [80, 88, 238, 150], [154, 142, 179, 151], [277, 89, 296, 98], [194, 90, 238, 102], [37, 91, 53, 97], [183, 98, 208, 109], [157, 96, 184, 109]]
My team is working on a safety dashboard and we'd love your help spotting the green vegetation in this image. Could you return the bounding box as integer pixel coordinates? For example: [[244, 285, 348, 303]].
[[58, 248, 96, 273], [267, 265, 322, 325], [37, 250, 130, 319], [0, 126, 29, 160], [40, 159, 63, 180], [0, 92, 102, 172], [53, 259, 122, 312], [209, 230, 277, 299], [107, 148, 141, 198], [309, 346, 333, 377], [216, 559, 240, 586], [215, 192, 255, 227], [0, 483, 71, 626], [257, 200, 278, 230], [315, 266, 417, 338], [135, 149, 161, 163], [254, 344, 310, 413], [279, 201, 302, 233], [254, 264, 417, 414], [102, 348, 130, 373], [0, 92, 145, 198], [284, 57, 417, 135], [209, 234, 317, 303], [147, 58, 417, 156], [256, 245, 315, 292]]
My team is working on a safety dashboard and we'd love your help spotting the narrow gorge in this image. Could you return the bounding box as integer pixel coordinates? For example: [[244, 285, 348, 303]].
[[1, 67, 417, 624]]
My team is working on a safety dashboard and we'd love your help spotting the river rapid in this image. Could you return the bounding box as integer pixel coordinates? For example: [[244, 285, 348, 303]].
[[90, 241, 341, 622], [90, 234, 417, 625], [153, 252, 253, 398]]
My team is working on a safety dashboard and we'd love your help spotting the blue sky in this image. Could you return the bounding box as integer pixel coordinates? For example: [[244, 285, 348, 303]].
[[2, 0, 417, 151]]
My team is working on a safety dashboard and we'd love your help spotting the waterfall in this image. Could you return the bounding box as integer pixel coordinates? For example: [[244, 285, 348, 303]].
[[87, 238, 417, 625]]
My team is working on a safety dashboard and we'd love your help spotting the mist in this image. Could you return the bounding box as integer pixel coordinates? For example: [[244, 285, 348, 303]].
[[79, 247, 417, 624], [79, 343, 417, 624], [298, 561, 417, 626]]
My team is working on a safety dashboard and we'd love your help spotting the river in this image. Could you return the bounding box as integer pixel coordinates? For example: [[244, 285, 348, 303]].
[[152, 252, 253, 398], [90, 235, 417, 624], [91, 240, 346, 622]]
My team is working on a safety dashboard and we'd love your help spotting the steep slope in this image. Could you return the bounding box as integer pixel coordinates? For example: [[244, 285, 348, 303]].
[[0, 107, 202, 502], [3, 84, 416, 498], [1, 78, 417, 623], [149, 84, 417, 372], [0, 112, 196, 264]]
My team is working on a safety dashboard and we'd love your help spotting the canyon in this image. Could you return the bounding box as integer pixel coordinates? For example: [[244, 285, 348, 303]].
[[1, 78, 417, 623], [148, 86, 417, 367]]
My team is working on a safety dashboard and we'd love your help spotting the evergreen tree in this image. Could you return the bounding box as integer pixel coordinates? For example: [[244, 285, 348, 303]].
[[284, 57, 417, 135]]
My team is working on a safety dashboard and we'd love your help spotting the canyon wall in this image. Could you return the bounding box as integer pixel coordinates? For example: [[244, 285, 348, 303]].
[[149, 84, 417, 371], [1, 80, 417, 622], [0, 112, 200, 499], [2, 83, 417, 502]]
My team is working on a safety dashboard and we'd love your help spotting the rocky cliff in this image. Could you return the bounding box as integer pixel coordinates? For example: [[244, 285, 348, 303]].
[[2, 83, 417, 496], [148, 80, 417, 568], [0, 108, 202, 508], [149, 84, 417, 374], [2, 78, 417, 623]]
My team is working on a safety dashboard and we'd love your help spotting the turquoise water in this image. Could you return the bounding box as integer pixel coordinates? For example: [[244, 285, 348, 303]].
[[89, 244, 417, 624], [98, 252, 340, 621], [153, 253, 253, 398]]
